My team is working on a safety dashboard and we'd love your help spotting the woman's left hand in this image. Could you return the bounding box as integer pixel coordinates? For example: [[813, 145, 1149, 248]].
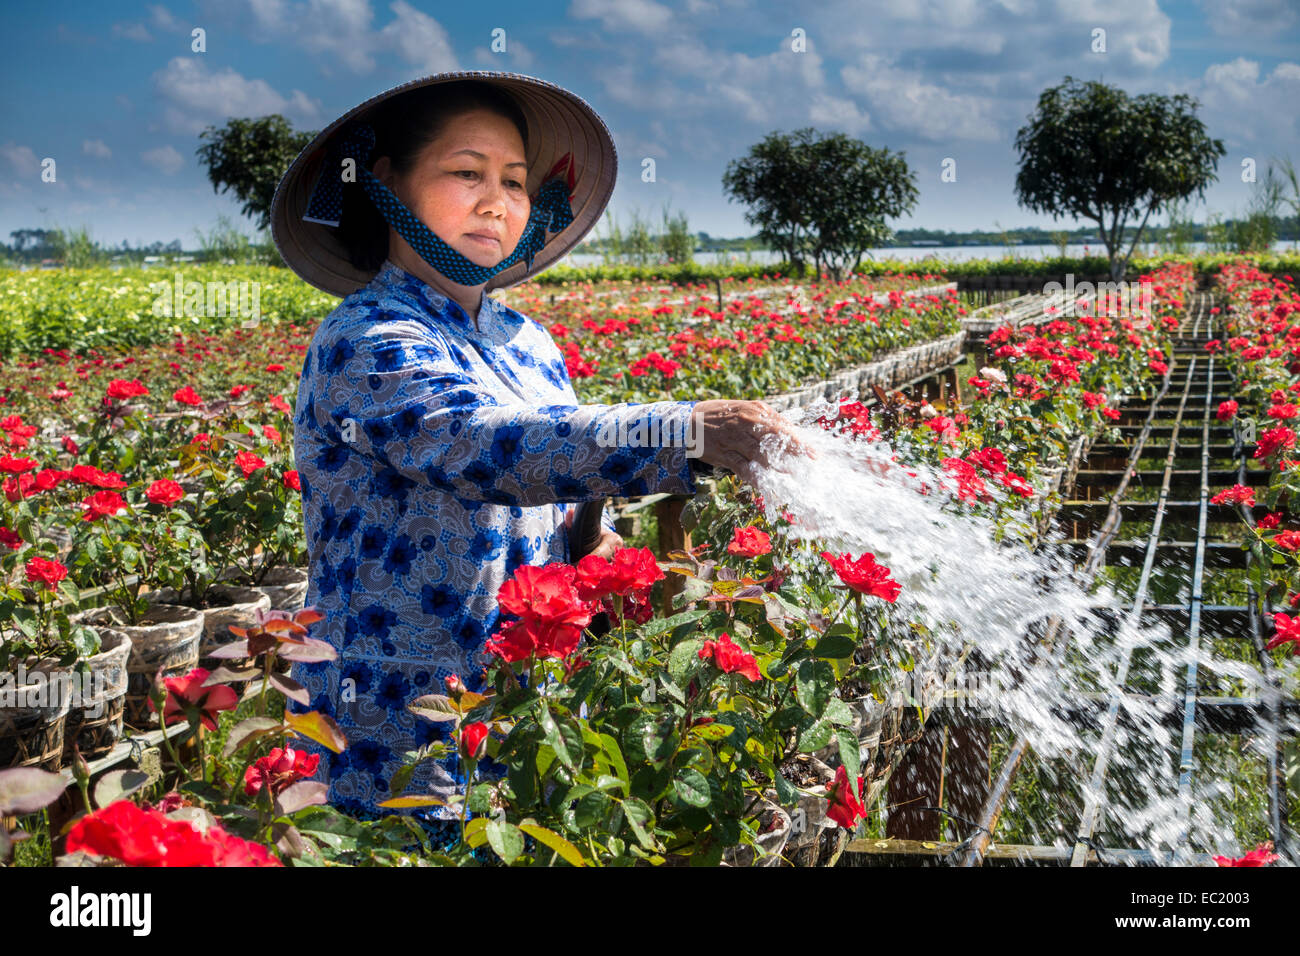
[[589, 529, 623, 560]]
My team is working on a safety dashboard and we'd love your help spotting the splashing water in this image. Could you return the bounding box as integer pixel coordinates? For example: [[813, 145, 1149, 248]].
[[744, 401, 1298, 865]]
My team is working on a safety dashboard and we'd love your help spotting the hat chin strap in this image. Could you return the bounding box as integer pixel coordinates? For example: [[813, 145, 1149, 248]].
[[303, 122, 575, 286]]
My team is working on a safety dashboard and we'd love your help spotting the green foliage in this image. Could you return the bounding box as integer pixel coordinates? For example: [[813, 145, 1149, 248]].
[[722, 128, 918, 281], [1014, 76, 1226, 280], [195, 115, 317, 232]]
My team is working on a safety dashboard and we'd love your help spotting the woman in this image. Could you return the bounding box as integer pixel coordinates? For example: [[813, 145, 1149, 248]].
[[270, 72, 799, 847]]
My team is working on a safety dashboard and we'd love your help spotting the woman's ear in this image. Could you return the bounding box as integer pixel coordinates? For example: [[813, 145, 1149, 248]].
[[372, 155, 393, 188]]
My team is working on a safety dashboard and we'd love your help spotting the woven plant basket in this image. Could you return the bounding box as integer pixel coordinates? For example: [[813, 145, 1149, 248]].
[[73, 603, 203, 729], [61, 629, 132, 761]]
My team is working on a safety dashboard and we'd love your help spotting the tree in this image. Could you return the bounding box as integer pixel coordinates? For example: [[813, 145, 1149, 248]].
[[1013, 77, 1226, 279], [803, 133, 916, 280], [722, 128, 917, 280], [195, 115, 317, 232]]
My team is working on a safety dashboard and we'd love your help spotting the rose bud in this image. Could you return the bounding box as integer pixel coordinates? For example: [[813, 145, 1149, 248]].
[[459, 721, 489, 761], [444, 673, 465, 700]]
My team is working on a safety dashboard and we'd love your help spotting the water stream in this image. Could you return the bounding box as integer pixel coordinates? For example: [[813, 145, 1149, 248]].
[[746, 406, 1298, 864]]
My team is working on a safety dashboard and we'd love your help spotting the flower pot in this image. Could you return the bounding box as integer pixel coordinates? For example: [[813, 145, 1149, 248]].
[[146, 585, 272, 671], [73, 604, 203, 729], [0, 671, 72, 770], [218, 565, 309, 614], [61, 629, 132, 761]]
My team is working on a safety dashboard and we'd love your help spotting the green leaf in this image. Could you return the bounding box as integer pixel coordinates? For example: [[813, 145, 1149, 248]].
[[573, 789, 613, 828], [538, 703, 582, 773], [797, 714, 834, 752], [667, 638, 707, 686], [795, 659, 835, 716], [672, 768, 711, 808], [837, 728, 861, 793], [93, 769, 151, 809], [518, 822, 587, 866], [813, 633, 857, 660], [626, 713, 678, 770], [620, 796, 657, 849], [484, 819, 523, 863]]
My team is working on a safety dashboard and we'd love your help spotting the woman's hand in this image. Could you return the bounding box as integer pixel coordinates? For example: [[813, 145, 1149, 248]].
[[588, 528, 624, 560], [690, 400, 815, 487]]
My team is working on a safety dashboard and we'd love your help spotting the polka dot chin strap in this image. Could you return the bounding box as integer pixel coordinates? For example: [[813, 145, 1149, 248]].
[[302, 122, 576, 285]]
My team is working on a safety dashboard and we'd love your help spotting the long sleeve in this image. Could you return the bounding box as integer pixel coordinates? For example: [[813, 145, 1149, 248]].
[[311, 315, 700, 507]]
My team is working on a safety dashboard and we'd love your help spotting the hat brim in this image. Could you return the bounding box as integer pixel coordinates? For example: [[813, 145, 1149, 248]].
[[270, 71, 616, 299]]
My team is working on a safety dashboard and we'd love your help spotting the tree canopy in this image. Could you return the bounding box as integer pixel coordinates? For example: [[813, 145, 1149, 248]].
[[1014, 76, 1226, 278], [722, 128, 917, 280], [195, 115, 317, 232]]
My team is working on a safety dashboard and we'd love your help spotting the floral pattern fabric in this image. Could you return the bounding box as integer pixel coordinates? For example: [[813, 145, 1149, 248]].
[[289, 260, 698, 820]]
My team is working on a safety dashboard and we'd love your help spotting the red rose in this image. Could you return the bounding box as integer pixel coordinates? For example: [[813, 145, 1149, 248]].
[[25, 555, 68, 590], [262, 424, 282, 444], [66, 800, 281, 867], [62, 435, 79, 456], [458, 722, 490, 761], [244, 746, 321, 796], [173, 386, 204, 407], [1213, 842, 1279, 867], [0, 455, 38, 474], [234, 450, 266, 478], [283, 469, 300, 491], [1209, 485, 1255, 507], [1266, 613, 1300, 655], [726, 525, 772, 558], [1276, 530, 1300, 551], [574, 547, 664, 601], [1216, 400, 1238, 421], [0, 525, 23, 549], [147, 479, 185, 507], [265, 364, 286, 373], [81, 490, 128, 521], [821, 551, 902, 602], [148, 667, 239, 731], [106, 379, 149, 402], [825, 764, 868, 829], [268, 394, 292, 414], [697, 632, 762, 682]]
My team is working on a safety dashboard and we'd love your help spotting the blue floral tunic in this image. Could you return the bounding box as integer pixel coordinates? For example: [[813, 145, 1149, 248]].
[[288, 259, 699, 821]]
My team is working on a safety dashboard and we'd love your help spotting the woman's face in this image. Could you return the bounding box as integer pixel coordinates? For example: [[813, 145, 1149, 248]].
[[376, 108, 530, 270]]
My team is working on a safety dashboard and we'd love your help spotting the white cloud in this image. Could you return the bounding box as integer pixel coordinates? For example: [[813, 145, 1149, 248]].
[[141, 146, 185, 175], [1192, 57, 1300, 147], [377, 1, 458, 76], [152, 58, 322, 135], [112, 22, 153, 42], [569, 0, 675, 33], [149, 3, 188, 32], [841, 54, 1000, 142], [0, 143, 41, 177], [82, 139, 112, 159], [1198, 0, 1298, 36]]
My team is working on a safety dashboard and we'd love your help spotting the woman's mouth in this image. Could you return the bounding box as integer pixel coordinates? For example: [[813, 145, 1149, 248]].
[[466, 233, 500, 247]]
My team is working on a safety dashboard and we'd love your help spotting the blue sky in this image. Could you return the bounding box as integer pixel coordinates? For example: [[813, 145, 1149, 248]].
[[1, 0, 1298, 249]]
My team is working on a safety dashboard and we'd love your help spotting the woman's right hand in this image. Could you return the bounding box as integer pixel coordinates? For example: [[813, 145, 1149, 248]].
[[690, 400, 815, 486]]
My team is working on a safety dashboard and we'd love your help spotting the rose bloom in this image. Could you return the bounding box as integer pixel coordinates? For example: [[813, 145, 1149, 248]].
[[1216, 400, 1238, 421], [25, 555, 68, 590], [81, 490, 129, 521], [824, 764, 868, 829], [243, 746, 321, 796], [105, 378, 149, 402], [697, 632, 762, 682], [65, 800, 281, 867], [283, 469, 301, 492], [1213, 842, 1279, 867], [1272, 529, 1300, 551], [234, 450, 266, 478], [147, 479, 185, 507], [173, 386, 203, 407], [148, 667, 239, 731], [726, 525, 772, 558], [821, 551, 902, 602], [458, 722, 490, 761], [574, 547, 664, 601]]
